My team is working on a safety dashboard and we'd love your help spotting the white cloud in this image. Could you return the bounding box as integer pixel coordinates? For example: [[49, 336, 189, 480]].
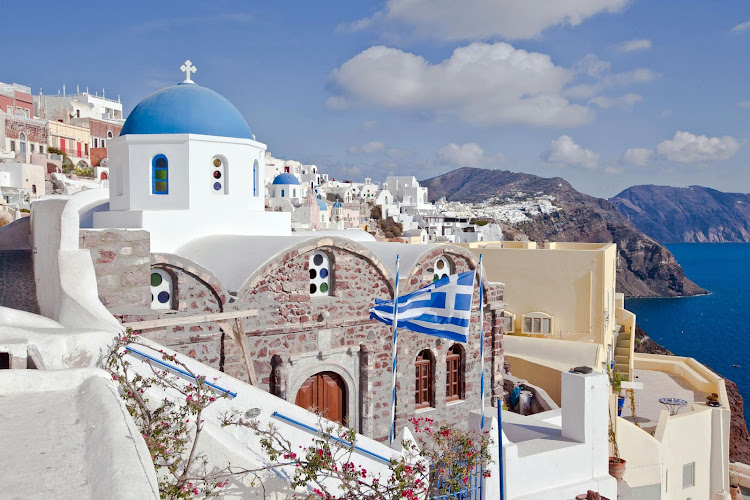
[[340, 0, 630, 40], [329, 43, 593, 127], [618, 38, 652, 52], [361, 120, 377, 130], [387, 147, 412, 158], [656, 131, 741, 162], [541, 135, 599, 169], [623, 147, 653, 166], [730, 21, 750, 33], [604, 165, 624, 175], [348, 141, 386, 154], [438, 143, 485, 167], [589, 93, 642, 109], [566, 61, 660, 99], [739, 101, 750, 109]]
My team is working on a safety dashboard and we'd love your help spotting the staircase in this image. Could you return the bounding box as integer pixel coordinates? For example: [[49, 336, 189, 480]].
[[614, 325, 633, 381]]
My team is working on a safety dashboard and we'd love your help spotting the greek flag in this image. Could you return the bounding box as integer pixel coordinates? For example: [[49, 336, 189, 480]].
[[370, 271, 475, 343]]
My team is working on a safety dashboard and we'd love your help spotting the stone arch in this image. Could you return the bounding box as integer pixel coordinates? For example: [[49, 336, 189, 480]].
[[287, 357, 359, 430], [151, 253, 230, 308], [237, 236, 396, 299]]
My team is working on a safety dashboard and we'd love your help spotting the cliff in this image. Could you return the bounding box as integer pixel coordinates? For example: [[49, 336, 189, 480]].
[[611, 185, 750, 244], [421, 167, 706, 298], [634, 325, 750, 464]]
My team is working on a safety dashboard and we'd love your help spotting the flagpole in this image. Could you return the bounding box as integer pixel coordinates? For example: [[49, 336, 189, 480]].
[[390, 255, 401, 445], [479, 254, 485, 430]]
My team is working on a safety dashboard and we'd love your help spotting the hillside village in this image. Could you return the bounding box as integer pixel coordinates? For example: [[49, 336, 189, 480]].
[[0, 64, 747, 500]]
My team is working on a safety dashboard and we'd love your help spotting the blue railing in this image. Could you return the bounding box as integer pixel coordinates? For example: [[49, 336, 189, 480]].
[[271, 411, 392, 465], [430, 461, 483, 499], [125, 346, 237, 398]]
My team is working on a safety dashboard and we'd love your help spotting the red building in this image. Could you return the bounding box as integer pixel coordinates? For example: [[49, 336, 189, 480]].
[[0, 83, 33, 119]]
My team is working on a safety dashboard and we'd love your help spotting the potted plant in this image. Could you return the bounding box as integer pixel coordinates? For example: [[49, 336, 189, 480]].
[[610, 369, 625, 416], [608, 368, 627, 481], [707, 393, 722, 407]]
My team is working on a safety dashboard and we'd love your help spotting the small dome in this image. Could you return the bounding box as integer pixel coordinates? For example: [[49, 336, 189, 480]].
[[272, 173, 300, 185], [332, 201, 342, 208], [121, 83, 253, 139], [317, 199, 328, 211]]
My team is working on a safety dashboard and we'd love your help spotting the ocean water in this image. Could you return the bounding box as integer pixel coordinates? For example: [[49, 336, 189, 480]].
[[625, 243, 750, 422]]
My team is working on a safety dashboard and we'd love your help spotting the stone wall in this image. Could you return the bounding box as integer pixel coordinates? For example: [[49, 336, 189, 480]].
[[79, 229, 150, 308]]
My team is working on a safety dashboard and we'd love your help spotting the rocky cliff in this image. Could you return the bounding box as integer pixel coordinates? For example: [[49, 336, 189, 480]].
[[634, 326, 750, 464], [421, 167, 706, 298], [611, 185, 750, 244]]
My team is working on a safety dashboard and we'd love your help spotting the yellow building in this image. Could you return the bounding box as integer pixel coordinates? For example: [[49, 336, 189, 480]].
[[460, 240, 732, 499], [47, 121, 91, 168]]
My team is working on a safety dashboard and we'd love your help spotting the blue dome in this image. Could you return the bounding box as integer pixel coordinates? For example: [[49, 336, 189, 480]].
[[272, 173, 300, 185], [121, 83, 253, 139], [317, 199, 328, 211], [333, 201, 342, 208]]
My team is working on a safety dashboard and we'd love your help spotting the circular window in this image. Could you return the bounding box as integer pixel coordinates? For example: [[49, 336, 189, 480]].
[[158, 291, 170, 303], [213, 182, 221, 191], [434, 256, 451, 280], [213, 171, 222, 179], [309, 269, 317, 279], [155, 157, 167, 169], [213, 158, 222, 167], [151, 272, 162, 286], [320, 283, 328, 293], [310, 284, 317, 293], [313, 254, 324, 266], [436, 260, 444, 270], [320, 268, 328, 279]]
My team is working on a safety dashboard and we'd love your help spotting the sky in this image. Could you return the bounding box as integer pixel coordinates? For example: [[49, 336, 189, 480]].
[[4, 0, 750, 198]]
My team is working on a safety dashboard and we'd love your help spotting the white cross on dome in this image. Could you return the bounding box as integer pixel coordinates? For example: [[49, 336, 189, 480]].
[[180, 60, 197, 83]]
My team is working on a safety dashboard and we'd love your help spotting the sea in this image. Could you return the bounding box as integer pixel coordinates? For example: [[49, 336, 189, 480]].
[[625, 243, 750, 422]]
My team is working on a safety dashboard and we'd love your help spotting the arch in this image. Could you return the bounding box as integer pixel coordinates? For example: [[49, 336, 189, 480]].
[[211, 155, 228, 195], [100, 171, 108, 180], [415, 349, 435, 409], [107, 130, 113, 139], [309, 251, 331, 296], [446, 343, 464, 402], [294, 371, 347, 425], [151, 154, 168, 195], [287, 361, 357, 428], [237, 236, 396, 300], [433, 255, 452, 282]]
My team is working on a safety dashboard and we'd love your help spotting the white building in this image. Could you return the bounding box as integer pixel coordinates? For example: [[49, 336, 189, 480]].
[[93, 62, 290, 253], [35, 87, 124, 123]]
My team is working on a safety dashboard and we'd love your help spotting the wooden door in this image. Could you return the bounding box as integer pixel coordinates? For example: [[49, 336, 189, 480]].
[[295, 371, 346, 425]]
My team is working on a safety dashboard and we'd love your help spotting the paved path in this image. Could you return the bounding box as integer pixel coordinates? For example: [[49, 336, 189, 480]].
[[0, 250, 40, 314]]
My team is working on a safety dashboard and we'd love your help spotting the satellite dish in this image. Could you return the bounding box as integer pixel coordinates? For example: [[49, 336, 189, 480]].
[[100, 158, 109, 168]]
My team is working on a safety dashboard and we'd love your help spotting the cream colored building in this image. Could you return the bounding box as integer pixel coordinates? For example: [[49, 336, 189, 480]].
[[461, 240, 732, 499], [47, 121, 91, 168]]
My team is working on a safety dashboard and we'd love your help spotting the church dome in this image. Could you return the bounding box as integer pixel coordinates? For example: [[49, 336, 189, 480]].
[[121, 83, 253, 139], [317, 199, 328, 211], [272, 173, 300, 185]]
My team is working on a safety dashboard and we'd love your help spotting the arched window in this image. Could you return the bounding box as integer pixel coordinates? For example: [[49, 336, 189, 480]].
[[211, 156, 227, 194], [415, 350, 434, 409], [309, 251, 331, 296], [152, 155, 168, 195], [446, 344, 463, 402], [150, 268, 174, 310], [107, 130, 113, 139], [253, 159, 258, 197], [433, 256, 451, 282]]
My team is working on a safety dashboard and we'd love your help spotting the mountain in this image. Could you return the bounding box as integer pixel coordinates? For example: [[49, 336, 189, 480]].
[[610, 185, 750, 244], [421, 167, 706, 298]]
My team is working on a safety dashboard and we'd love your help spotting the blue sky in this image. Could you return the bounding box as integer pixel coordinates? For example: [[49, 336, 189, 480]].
[[5, 0, 749, 198]]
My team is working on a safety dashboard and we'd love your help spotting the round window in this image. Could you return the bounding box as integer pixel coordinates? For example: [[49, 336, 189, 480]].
[[213, 182, 222, 191], [309, 269, 317, 279], [151, 272, 162, 286], [313, 254, 324, 266], [213, 158, 222, 167], [158, 291, 170, 303], [310, 284, 317, 293], [320, 268, 328, 279], [213, 171, 222, 179]]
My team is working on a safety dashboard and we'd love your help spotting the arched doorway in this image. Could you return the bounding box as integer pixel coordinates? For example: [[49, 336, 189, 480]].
[[294, 371, 347, 425], [101, 171, 108, 180]]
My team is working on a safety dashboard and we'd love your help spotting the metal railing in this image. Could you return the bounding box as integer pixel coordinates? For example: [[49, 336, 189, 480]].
[[431, 463, 483, 500]]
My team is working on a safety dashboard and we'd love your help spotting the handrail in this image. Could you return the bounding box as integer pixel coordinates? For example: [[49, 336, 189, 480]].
[[271, 411, 392, 465], [125, 346, 237, 398]]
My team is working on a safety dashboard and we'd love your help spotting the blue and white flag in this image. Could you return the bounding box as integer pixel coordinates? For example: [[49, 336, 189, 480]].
[[370, 270, 475, 343]]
